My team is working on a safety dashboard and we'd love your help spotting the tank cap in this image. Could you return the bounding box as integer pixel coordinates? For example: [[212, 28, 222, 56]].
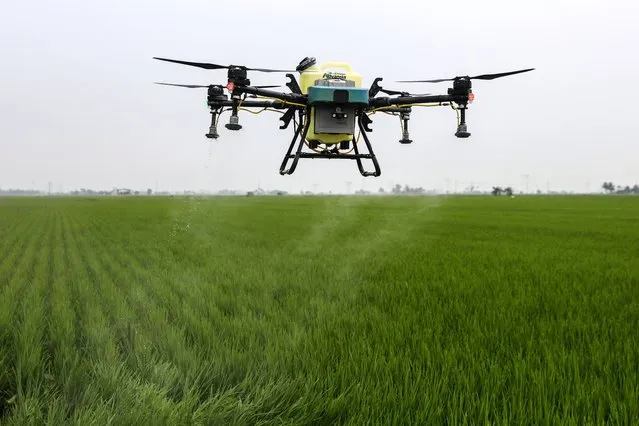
[[296, 57, 316, 72]]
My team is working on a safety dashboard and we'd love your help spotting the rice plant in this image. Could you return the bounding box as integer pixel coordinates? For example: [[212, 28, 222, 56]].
[[0, 194, 637, 424]]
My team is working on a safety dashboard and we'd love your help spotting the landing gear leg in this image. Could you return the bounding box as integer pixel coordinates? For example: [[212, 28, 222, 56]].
[[279, 110, 311, 175], [352, 115, 381, 177]]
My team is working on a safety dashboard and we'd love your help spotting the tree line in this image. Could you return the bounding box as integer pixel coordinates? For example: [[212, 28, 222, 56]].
[[491, 187, 514, 196], [601, 182, 639, 194]]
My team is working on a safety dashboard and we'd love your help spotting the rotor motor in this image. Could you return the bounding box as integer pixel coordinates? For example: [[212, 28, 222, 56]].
[[206, 86, 228, 139], [448, 78, 472, 138]]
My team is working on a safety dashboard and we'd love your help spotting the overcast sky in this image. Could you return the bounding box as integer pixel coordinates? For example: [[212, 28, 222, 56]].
[[1, 0, 637, 194]]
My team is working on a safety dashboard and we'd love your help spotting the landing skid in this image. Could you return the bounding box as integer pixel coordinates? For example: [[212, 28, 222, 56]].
[[279, 111, 381, 177]]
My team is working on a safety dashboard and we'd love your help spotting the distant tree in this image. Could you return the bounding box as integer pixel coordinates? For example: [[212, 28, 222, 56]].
[[147, 188, 152, 195], [504, 187, 514, 196], [602, 182, 615, 193], [491, 186, 503, 196], [378, 187, 385, 193]]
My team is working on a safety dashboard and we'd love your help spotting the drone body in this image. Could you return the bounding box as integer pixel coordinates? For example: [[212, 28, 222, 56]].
[[153, 56, 534, 177]]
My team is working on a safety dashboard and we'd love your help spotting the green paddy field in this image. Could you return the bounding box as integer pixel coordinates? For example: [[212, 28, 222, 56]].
[[0, 194, 637, 424]]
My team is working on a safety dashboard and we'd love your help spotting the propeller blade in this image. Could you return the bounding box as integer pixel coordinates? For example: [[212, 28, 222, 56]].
[[154, 82, 282, 89], [396, 78, 454, 83], [397, 68, 535, 83], [379, 88, 431, 96], [245, 67, 296, 73], [154, 82, 210, 88], [153, 57, 227, 70], [469, 68, 535, 80], [153, 57, 295, 73]]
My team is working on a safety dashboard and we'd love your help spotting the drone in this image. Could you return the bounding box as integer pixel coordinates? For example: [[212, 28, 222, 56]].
[[153, 56, 534, 177]]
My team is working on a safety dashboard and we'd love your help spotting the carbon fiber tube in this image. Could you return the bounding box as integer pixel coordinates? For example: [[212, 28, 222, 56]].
[[368, 94, 462, 108], [208, 100, 289, 109], [233, 86, 307, 105]]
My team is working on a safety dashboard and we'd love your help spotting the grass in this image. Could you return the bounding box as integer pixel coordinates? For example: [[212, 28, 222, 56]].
[[0, 194, 637, 424]]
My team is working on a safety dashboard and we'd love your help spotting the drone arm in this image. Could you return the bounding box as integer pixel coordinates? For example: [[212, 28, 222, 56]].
[[205, 98, 292, 135], [233, 86, 307, 106], [368, 94, 464, 108], [368, 93, 473, 139], [207, 99, 289, 109]]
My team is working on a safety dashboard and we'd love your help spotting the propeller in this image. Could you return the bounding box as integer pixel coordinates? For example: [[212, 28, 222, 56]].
[[368, 78, 430, 98], [154, 82, 281, 89], [153, 57, 295, 73], [377, 88, 431, 97], [397, 68, 535, 83]]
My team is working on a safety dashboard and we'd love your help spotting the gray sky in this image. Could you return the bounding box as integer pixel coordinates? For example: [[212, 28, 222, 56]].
[[1, 0, 637, 194]]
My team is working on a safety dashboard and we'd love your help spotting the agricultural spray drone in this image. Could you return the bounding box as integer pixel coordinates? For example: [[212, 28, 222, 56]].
[[154, 56, 534, 177]]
